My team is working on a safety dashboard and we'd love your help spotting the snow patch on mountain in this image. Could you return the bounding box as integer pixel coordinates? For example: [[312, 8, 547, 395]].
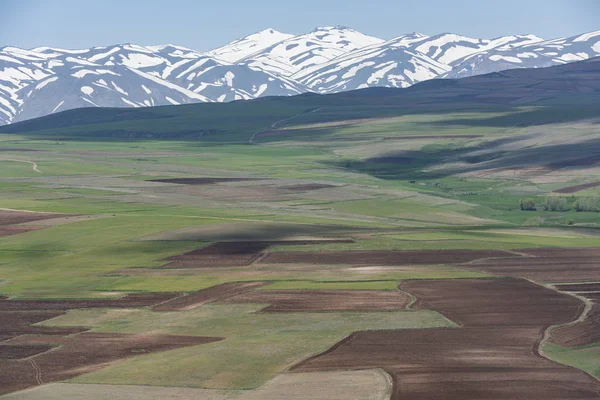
[[208, 28, 294, 62], [241, 26, 385, 76]]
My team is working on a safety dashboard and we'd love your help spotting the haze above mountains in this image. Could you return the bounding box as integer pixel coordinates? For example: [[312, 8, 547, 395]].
[[1, 26, 599, 126]]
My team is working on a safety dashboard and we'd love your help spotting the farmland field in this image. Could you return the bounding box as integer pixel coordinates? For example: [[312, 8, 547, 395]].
[[0, 99, 599, 399]]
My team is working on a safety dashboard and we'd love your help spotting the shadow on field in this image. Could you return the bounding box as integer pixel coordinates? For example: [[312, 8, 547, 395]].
[[428, 106, 600, 128], [138, 221, 374, 242], [338, 134, 600, 181]]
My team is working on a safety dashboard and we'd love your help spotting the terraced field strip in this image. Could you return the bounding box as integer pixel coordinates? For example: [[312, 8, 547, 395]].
[[0, 293, 178, 311], [262, 249, 513, 265], [219, 289, 411, 312], [152, 282, 270, 311], [554, 181, 600, 193], [148, 178, 261, 185], [467, 247, 600, 282], [164, 239, 354, 268]]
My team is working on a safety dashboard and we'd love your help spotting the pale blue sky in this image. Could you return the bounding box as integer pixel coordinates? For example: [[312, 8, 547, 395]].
[[2, 0, 598, 50]]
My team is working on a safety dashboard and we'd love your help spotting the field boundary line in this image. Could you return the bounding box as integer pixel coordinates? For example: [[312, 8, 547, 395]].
[[250, 251, 270, 266], [399, 280, 464, 328], [290, 332, 356, 371], [376, 368, 395, 400], [0, 208, 56, 214]]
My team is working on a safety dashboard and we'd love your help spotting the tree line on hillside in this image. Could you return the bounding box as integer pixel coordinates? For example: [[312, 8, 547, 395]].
[[519, 197, 600, 212]]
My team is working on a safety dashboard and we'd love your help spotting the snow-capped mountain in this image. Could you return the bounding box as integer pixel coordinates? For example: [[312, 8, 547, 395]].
[[240, 26, 385, 76], [0, 40, 305, 124], [13, 60, 211, 124], [207, 29, 294, 63], [411, 33, 544, 65], [293, 32, 547, 93], [446, 31, 600, 79], [164, 57, 307, 102], [1, 26, 599, 126], [294, 34, 452, 92]]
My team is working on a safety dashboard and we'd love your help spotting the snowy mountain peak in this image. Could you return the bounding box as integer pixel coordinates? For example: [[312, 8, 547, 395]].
[[207, 28, 294, 63], [239, 25, 384, 76]]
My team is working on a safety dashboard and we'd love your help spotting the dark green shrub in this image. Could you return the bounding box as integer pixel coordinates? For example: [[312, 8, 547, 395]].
[[542, 197, 568, 211], [573, 197, 600, 212], [519, 198, 536, 211]]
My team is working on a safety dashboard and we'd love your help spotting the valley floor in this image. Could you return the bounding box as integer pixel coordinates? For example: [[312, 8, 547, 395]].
[[0, 107, 599, 398]]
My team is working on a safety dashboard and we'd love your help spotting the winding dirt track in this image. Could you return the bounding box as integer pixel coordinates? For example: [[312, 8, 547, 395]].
[[0, 158, 42, 173], [293, 278, 600, 399]]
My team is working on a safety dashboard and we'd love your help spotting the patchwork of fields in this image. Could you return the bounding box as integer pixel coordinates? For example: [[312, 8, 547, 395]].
[[0, 105, 599, 399]]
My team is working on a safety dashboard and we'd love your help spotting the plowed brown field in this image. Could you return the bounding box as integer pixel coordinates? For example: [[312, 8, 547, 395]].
[[0, 293, 178, 311], [263, 249, 511, 265], [165, 240, 354, 268], [149, 178, 259, 185], [552, 305, 600, 347], [0, 333, 221, 395], [0, 210, 72, 226], [468, 247, 600, 282], [219, 289, 411, 312], [0, 311, 88, 341], [292, 278, 599, 399], [0, 210, 77, 237], [0, 344, 54, 359]]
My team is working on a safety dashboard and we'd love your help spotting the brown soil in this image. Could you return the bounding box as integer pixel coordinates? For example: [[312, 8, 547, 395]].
[[0, 311, 88, 340], [468, 247, 600, 283], [152, 282, 270, 311], [165, 240, 354, 268], [554, 181, 600, 193], [0, 332, 222, 395], [403, 278, 582, 327], [292, 278, 599, 399], [382, 135, 482, 140], [0, 344, 54, 359], [0, 210, 73, 226], [584, 293, 600, 302], [165, 241, 270, 267], [219, 289, 411, 312], [262, 249, 511, 266], [550, 280, 600, 347], [0, 148, 39, 152], [0, 292, 178, 311], [149, 178, 260, 185], [551, 304, 600, 347], [281, 183, 336, 191], [554, 283, 600, 292], [0, 225, 44, 237]]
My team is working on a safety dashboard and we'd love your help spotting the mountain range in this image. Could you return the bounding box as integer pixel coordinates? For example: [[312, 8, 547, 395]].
[[1, 26, 599, 125]]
